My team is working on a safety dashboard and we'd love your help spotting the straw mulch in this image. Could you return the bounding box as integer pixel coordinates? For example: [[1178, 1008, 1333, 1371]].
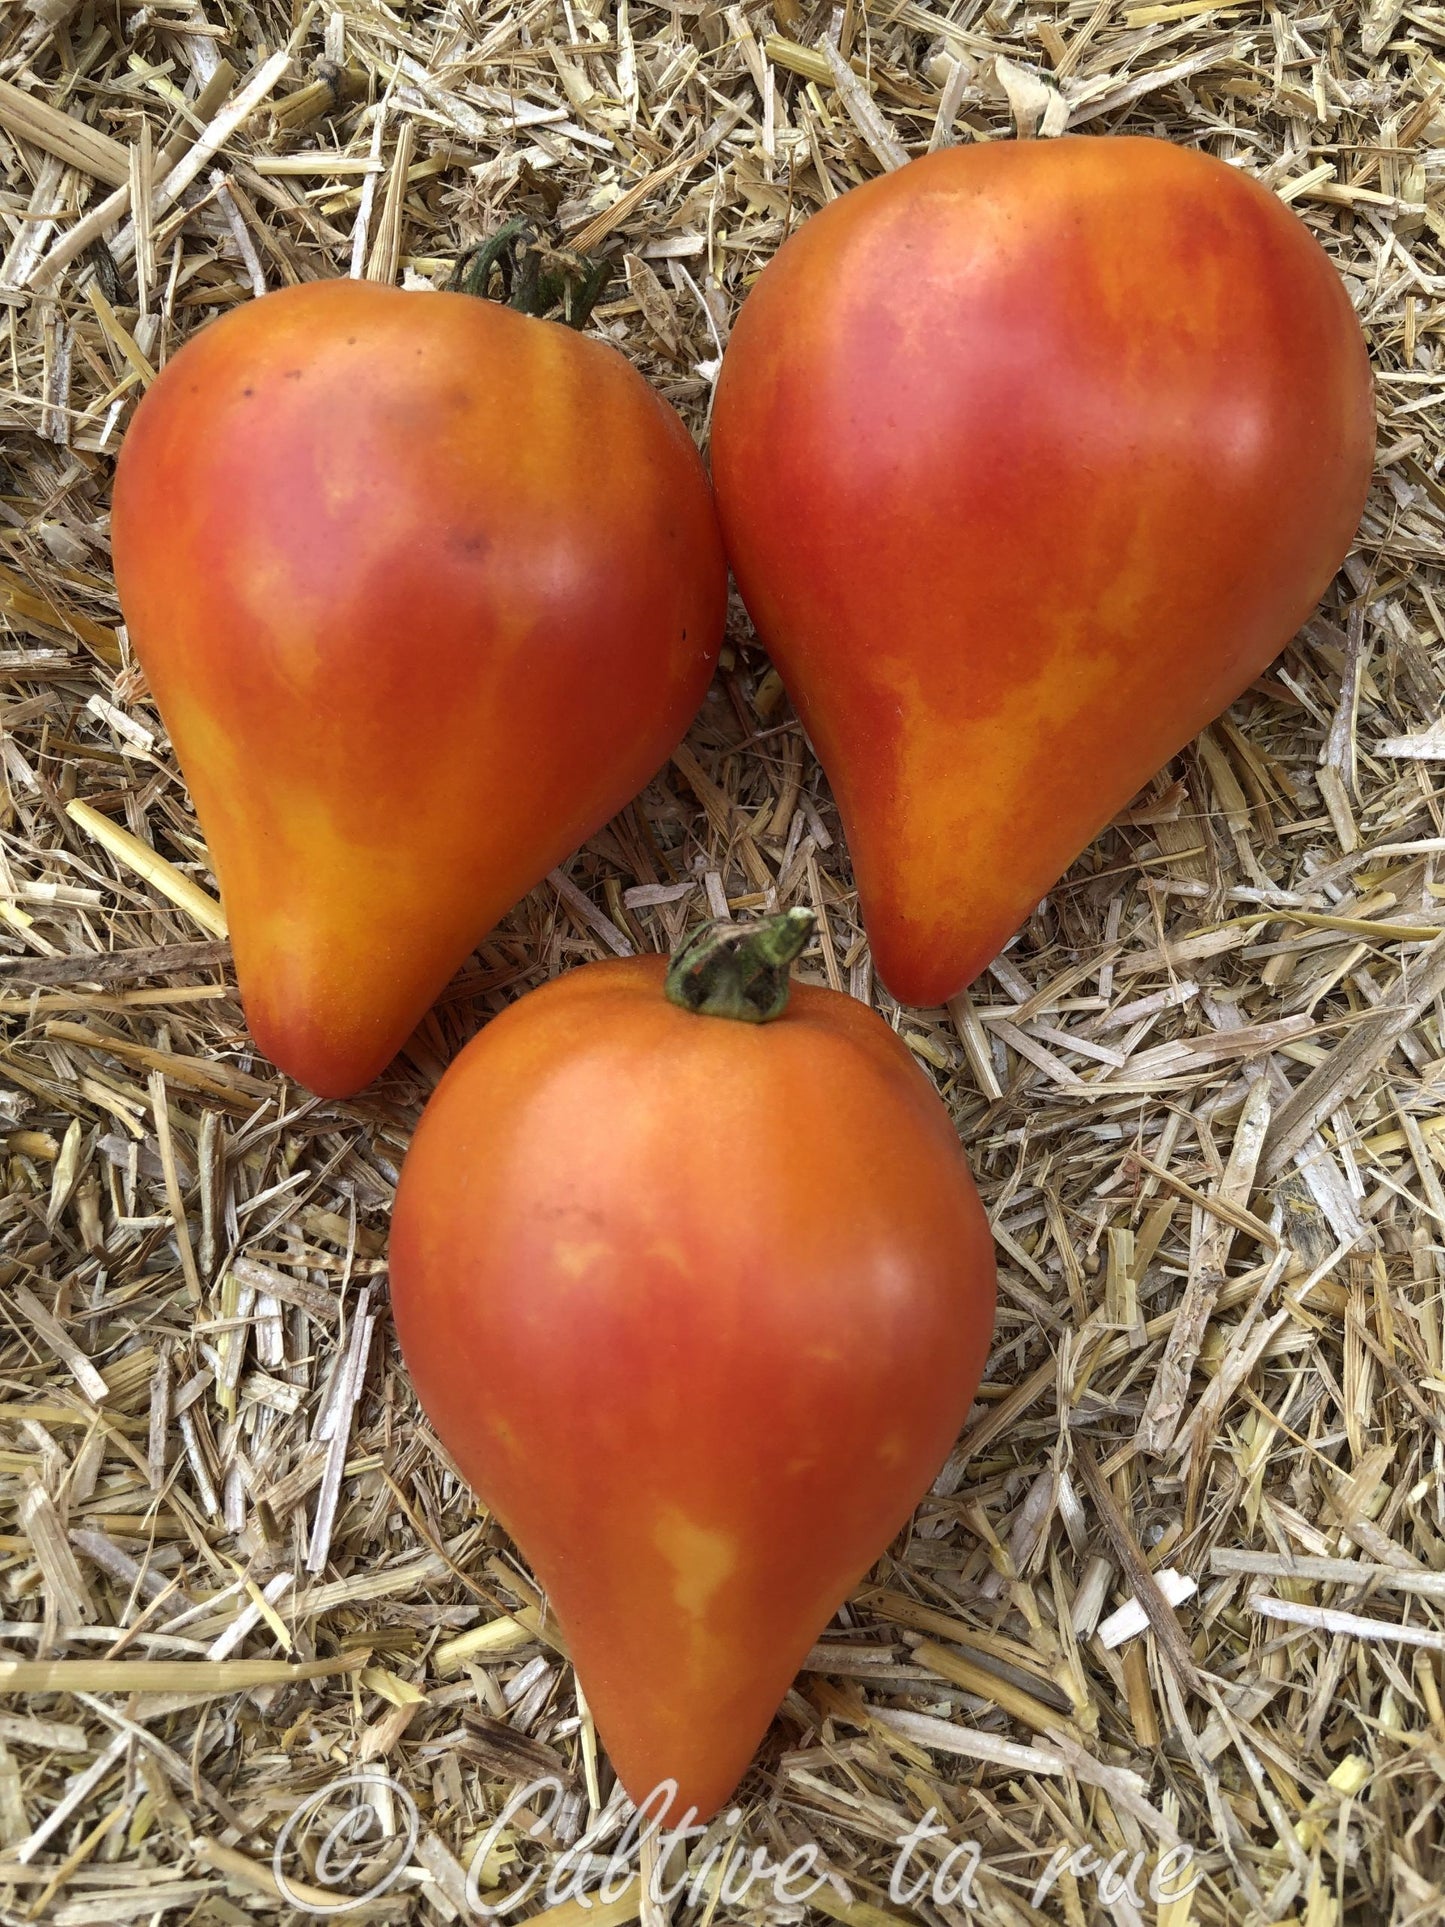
[[2, 0, 1444, 1921]]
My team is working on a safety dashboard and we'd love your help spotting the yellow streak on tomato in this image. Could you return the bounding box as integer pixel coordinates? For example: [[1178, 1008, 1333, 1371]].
[[553, 1241, 612, 1279], [652, 1508, 738, 1622]]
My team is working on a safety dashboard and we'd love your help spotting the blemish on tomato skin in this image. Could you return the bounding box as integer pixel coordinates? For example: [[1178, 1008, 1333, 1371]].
[[553, 1239, 609, 1278], [647, 1238, 690, 1272]]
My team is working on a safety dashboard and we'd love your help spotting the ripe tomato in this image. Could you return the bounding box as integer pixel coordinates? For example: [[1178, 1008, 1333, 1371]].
[[389, 915, 996, 1819], [112, 280, 725, 1096], [711, 136, 1374, 1008]]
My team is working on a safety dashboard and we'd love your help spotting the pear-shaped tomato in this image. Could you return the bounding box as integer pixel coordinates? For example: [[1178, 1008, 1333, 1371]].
[[711, 136, 1374, 1007], [389, 914, 997, 1819], [112, 280, 725, 1096]]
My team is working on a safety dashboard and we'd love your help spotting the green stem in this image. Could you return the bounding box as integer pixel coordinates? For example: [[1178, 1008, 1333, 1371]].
[[450, 218, 530, 302], [664, 909, 815, 1024], [449, 221, 615, 331]]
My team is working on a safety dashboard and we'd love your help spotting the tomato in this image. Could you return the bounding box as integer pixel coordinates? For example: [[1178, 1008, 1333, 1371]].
[[112, 280, 725, 1097], [710, 136, 1374, 1008], [389, 914, 996, 1819]]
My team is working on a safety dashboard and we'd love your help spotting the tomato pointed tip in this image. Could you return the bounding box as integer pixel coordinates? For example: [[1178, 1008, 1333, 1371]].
[[244, 1010, 392, 1101], [869, 946, 988, 1014]]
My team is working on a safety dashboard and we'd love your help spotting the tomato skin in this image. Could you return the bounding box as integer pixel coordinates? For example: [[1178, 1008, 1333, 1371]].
[[111, 281, 725, 1096], [710, 136, 1375, 1008], [389, 959, 996, 1818]]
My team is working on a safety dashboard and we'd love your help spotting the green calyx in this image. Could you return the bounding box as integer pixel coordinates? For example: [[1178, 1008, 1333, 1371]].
[[449, 218, 614, 330], [664, 909, 816, 1024]]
